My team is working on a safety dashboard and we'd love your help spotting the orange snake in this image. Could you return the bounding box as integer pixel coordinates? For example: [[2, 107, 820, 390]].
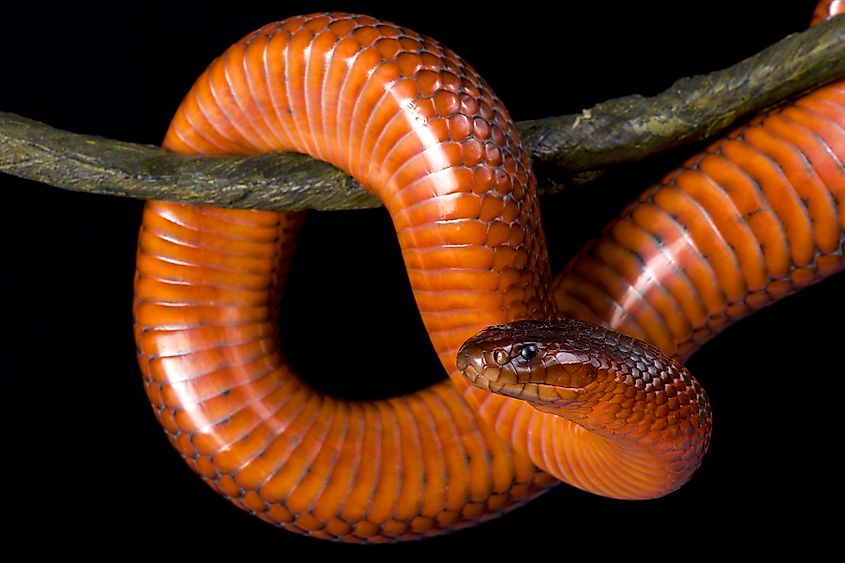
[[125, 1, 845, 543]]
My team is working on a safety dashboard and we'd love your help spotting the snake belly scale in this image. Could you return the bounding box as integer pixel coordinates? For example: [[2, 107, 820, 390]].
[[133, 5, 844, 542]]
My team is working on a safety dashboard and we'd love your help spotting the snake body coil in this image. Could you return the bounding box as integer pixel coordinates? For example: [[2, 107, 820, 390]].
[[134, 5, 844, 542]]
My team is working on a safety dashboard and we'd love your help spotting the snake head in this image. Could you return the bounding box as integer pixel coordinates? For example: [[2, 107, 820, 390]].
[[457, 319, 609, 411], [458, 319, 712, 497], [456, 318, 707, 423]]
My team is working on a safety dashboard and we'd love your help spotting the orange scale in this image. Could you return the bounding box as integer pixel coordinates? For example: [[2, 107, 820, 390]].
[[609, 218, 702, 330], [353, 520, 379, 538], [706, 316, 731, 334], [744, 124, 840, 250], [145, 381, 164, 406], [138, 232, 274, 275], [326, 18, 355, 36], [194, 455, 217, 479], [382, 520, 410, 538], [194, 422, 268, 465], [376, 23, 401, 37], [782, 101, 845, 166], [653, 185, 745, 302], [218, 45, 278, 152], [512, 179, 527, 200], [398, 219, 487, 249], [216, 474, 242, 498], [335, 47, 384, 135], [352, 26, 381, 47], [628, 206, 723, 321], [375, 37, 401, 59], [141, 214, 266, 258], [460, 93, 479, 114], [391, 192, 483, 231], [417, 69, 442, 97], [725, 301, 750, 319], [301, 14, 331, 32], [418, 51, 441, 70], [434, 89, 460, 116], [403, 244, 494, 272], [766, 279, 797, 299], [364, 407, 405, 525], [502, 199, 520, 222], [513, 249, 529, 269], [491, 125, 506, 147], [441, 70, 462, 92], [507, 224, 526, 245], [190, 71, 255, 152], [479, 194, 504, 221], [492, 245, 518, 271], [473, 117, 491, 140], [398, 36, 421, 52], [447, 113, 472, 141], [494, 169, 513, 195], [741, 159, 816, 269], [325, 518, 352, 538], [242, 490, 268, 513], [674, 169, 755, 295], [471, 165, 494, 193], [288, 30, 329, 154], [348, 61, 404, 138], [478, 100, 494, 121], [462, 138, 484, 165], [396, 52, 422, 76], [156, 408, 178, 433], [293, 511, 325, 533], [817, 254, 843, 275], [762, 112, 845, 211], [443, 58, 461, 76], [484, 221, 510, 246]]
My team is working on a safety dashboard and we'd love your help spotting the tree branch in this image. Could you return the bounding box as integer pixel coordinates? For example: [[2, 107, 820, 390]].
[[1, 15, 843, 211], [0, 112, 378, 211]]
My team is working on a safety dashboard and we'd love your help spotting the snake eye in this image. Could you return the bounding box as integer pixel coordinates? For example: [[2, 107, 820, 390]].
[[493, 349, 509, 365], [520, 344, 539, 362]]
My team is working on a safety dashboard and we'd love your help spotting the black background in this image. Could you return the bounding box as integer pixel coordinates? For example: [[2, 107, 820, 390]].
[[3, 0, 841, 554]]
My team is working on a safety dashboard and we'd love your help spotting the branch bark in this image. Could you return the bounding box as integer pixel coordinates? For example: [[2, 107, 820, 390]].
[[1, 15, 843, 211]]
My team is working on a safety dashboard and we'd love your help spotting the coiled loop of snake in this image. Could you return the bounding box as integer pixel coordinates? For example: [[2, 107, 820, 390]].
[[134, 4, 844, 542]]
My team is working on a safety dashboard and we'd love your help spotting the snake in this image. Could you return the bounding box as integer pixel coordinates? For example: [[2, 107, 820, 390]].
[[133, 1, 845, 542]]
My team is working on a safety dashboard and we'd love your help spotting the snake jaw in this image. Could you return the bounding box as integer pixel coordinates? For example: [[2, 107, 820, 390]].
[[462, 361, 583, 405]]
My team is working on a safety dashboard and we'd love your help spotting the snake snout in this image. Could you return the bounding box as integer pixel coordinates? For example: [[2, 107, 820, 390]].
[[456, 341, 484, 381]]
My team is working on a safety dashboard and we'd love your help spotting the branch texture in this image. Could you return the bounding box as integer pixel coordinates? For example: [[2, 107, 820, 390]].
[[1, 15, 843, 211]]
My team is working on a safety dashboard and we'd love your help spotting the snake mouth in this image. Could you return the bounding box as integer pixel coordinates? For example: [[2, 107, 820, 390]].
[[459, 361, 579, 403]]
